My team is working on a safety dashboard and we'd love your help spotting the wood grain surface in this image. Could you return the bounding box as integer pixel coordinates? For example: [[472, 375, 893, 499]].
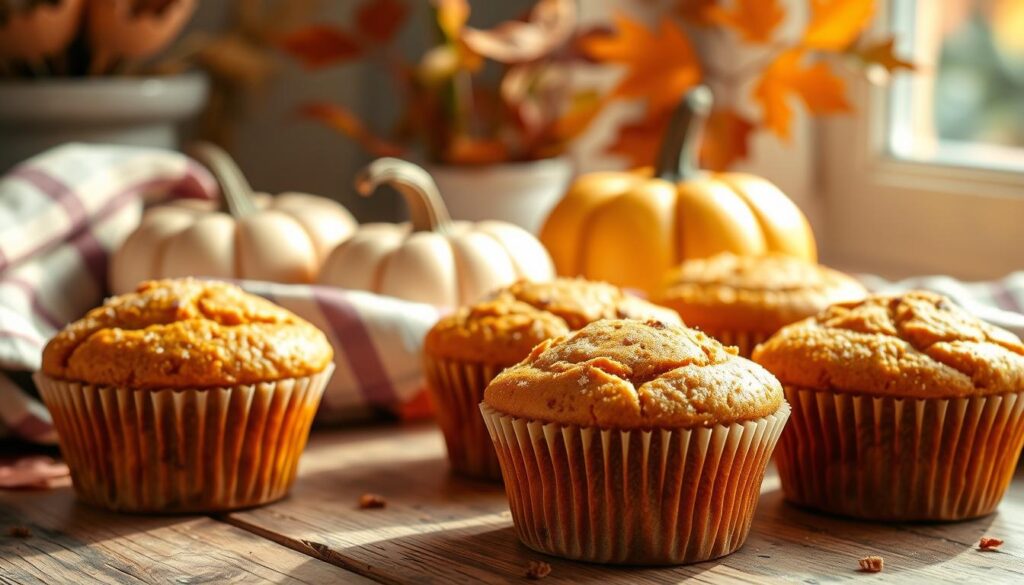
[[4, 423, 1024, 584], [225, 424, 1024, 584]]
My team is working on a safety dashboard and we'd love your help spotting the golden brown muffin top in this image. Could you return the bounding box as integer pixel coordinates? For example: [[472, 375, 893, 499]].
[[424, 278, 682, 365], [41, 279, 333, 389], [484, 319, 783, 428], [656, 253, 866, 333], [752, 291, 1024, 398]]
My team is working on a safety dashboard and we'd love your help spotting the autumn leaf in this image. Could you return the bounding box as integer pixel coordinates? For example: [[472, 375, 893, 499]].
[[755, 49, 851, 139], [701, 108, 755, 171], [581, 13, 702, 113], [278, 25, 361, 69], [607, 109, 672, 168], [706, 0, 785, 44], [301, 102, 404, 156], [856, 37, 914, 72], [675, 0, 719, 27], [803, 0, 875, 51], [356, 0, 408, 44], [551, 90, 609, 142], [462, 0, 576, 64]]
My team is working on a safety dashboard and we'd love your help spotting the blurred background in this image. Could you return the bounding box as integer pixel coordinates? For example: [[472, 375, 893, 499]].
[[1, 0, 1022, 279]]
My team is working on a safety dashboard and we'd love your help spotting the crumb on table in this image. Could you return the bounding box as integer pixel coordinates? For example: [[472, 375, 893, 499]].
[[525, 560, 551, 580], [358, 493, 387, 509], [979, 537, 1004, 551], [858, 556, 883, 573], [7, 526, 31, 538]]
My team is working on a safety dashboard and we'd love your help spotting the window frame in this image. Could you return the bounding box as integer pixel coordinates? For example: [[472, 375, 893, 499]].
[[818, 0, 1024, 280]]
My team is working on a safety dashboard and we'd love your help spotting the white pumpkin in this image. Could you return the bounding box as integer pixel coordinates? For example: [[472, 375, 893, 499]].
[[110, 143, 357, 294], [318, 158, 554, 306]]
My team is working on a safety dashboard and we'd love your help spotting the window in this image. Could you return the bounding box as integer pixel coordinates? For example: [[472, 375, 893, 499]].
[[819, 0, 1024, 280]]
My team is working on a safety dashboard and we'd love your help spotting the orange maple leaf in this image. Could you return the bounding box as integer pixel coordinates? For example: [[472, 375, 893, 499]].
[[301, 102, 404, 157], [701, 108, 755, 171], [581, 13, 702, 113], [803, 0, 876, 51], [754, 49, 851, 139], [856, 37, 914, 72], [278, 25, 362, 69], [706, 0, 786, 44], [607, 109, 672, 168], [356, 0, 408, 44], [675, 0, 719, 27]]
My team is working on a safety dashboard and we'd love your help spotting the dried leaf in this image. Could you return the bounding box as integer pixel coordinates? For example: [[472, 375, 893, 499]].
[[357, 0, 408, 44], [462, 0, 576, 64], [754, 49, 850, 139], [701, 108, 755, 170], [278, 25, 361, 69], [803, 0, 875, 51], [581, 13, 702, 112], [706, 0, 785, 44], [607, 109, 672, 168], [197, 34, 277, 89], [675, 0, 719, 27], [301, 102, 404, 156], [434, 0, 469, 41], [856, 36, 914, 72]]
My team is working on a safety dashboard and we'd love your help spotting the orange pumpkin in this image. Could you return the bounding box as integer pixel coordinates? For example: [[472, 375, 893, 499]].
[[540, 86, 816, 293]]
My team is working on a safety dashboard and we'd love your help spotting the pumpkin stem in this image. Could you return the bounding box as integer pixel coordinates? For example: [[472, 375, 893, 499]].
[[355, 158, 453, 234], [655, 85, 713, 182], [188, 142, 259, 218]]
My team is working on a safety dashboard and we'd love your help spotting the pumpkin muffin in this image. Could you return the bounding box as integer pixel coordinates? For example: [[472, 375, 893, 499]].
[[654, 253, 866, 357], [423, 278, 680, 480], [753, 291, 1024, 521], [36, 278, 335, 513], [481, 319, 790, 565]]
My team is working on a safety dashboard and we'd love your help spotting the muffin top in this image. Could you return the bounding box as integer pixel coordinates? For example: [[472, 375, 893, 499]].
[[656, 253, 866, 333], [752, 291, 1024, 398], [483, 319, 783, 428], [424, 278, 682, 364], [41, 278, 334, 389]]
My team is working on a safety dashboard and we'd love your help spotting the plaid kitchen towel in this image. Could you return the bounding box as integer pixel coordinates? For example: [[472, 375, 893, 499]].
[[0, 144, 441, 444]]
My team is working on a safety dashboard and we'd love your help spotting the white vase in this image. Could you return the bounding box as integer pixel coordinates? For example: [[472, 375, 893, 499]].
[[0, 73, 208, 171], [426, 157, 573, 234]]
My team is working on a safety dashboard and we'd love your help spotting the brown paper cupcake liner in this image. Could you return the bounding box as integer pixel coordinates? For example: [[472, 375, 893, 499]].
[[424, 356, 504, 480], [702, 328, 771, 359], [776, 385, 1024, 521], [480, 402, 790, 565], [34, 366, 332, 514]]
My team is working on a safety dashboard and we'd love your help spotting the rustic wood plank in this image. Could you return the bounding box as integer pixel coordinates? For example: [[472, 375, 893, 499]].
[[0, 486, 374, 584], [225, 423, 1024, 585]]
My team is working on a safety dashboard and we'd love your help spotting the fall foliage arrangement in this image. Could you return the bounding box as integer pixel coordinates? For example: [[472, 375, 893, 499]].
[[279, 0, 590, 165], [580, 0, 914, 170], [282, 0, 912, 170]]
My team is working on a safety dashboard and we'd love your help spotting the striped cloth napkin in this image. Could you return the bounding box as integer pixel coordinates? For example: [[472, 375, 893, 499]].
[[0, 144, 440, 444]]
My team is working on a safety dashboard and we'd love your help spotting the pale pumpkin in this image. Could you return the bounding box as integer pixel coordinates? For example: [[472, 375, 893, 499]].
[[540, 85, 817, 293], [110, 143, 358, 294], [318, 158, 554, 306]]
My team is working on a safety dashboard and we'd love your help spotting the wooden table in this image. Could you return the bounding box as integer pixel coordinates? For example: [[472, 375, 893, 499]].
[[3, 423, 1024, 584]]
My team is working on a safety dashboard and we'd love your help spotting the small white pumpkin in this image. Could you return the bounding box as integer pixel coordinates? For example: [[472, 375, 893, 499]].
[[318, 158, 554, 306], [110, 143, 357, 294]]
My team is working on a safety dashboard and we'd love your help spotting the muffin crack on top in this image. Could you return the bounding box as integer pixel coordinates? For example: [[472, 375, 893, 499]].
[[754, 291, 1024, 397], [41, 279, 334, 389], [485, 319, 784, 428]]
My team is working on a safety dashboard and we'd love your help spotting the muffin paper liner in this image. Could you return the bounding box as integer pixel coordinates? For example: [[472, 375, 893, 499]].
[[34, 366, 332, 514], [424, 357, 504, 480], [480, 402, 790, 565], [702, 328, 771, 359], [776, 385, 1024, 521]]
